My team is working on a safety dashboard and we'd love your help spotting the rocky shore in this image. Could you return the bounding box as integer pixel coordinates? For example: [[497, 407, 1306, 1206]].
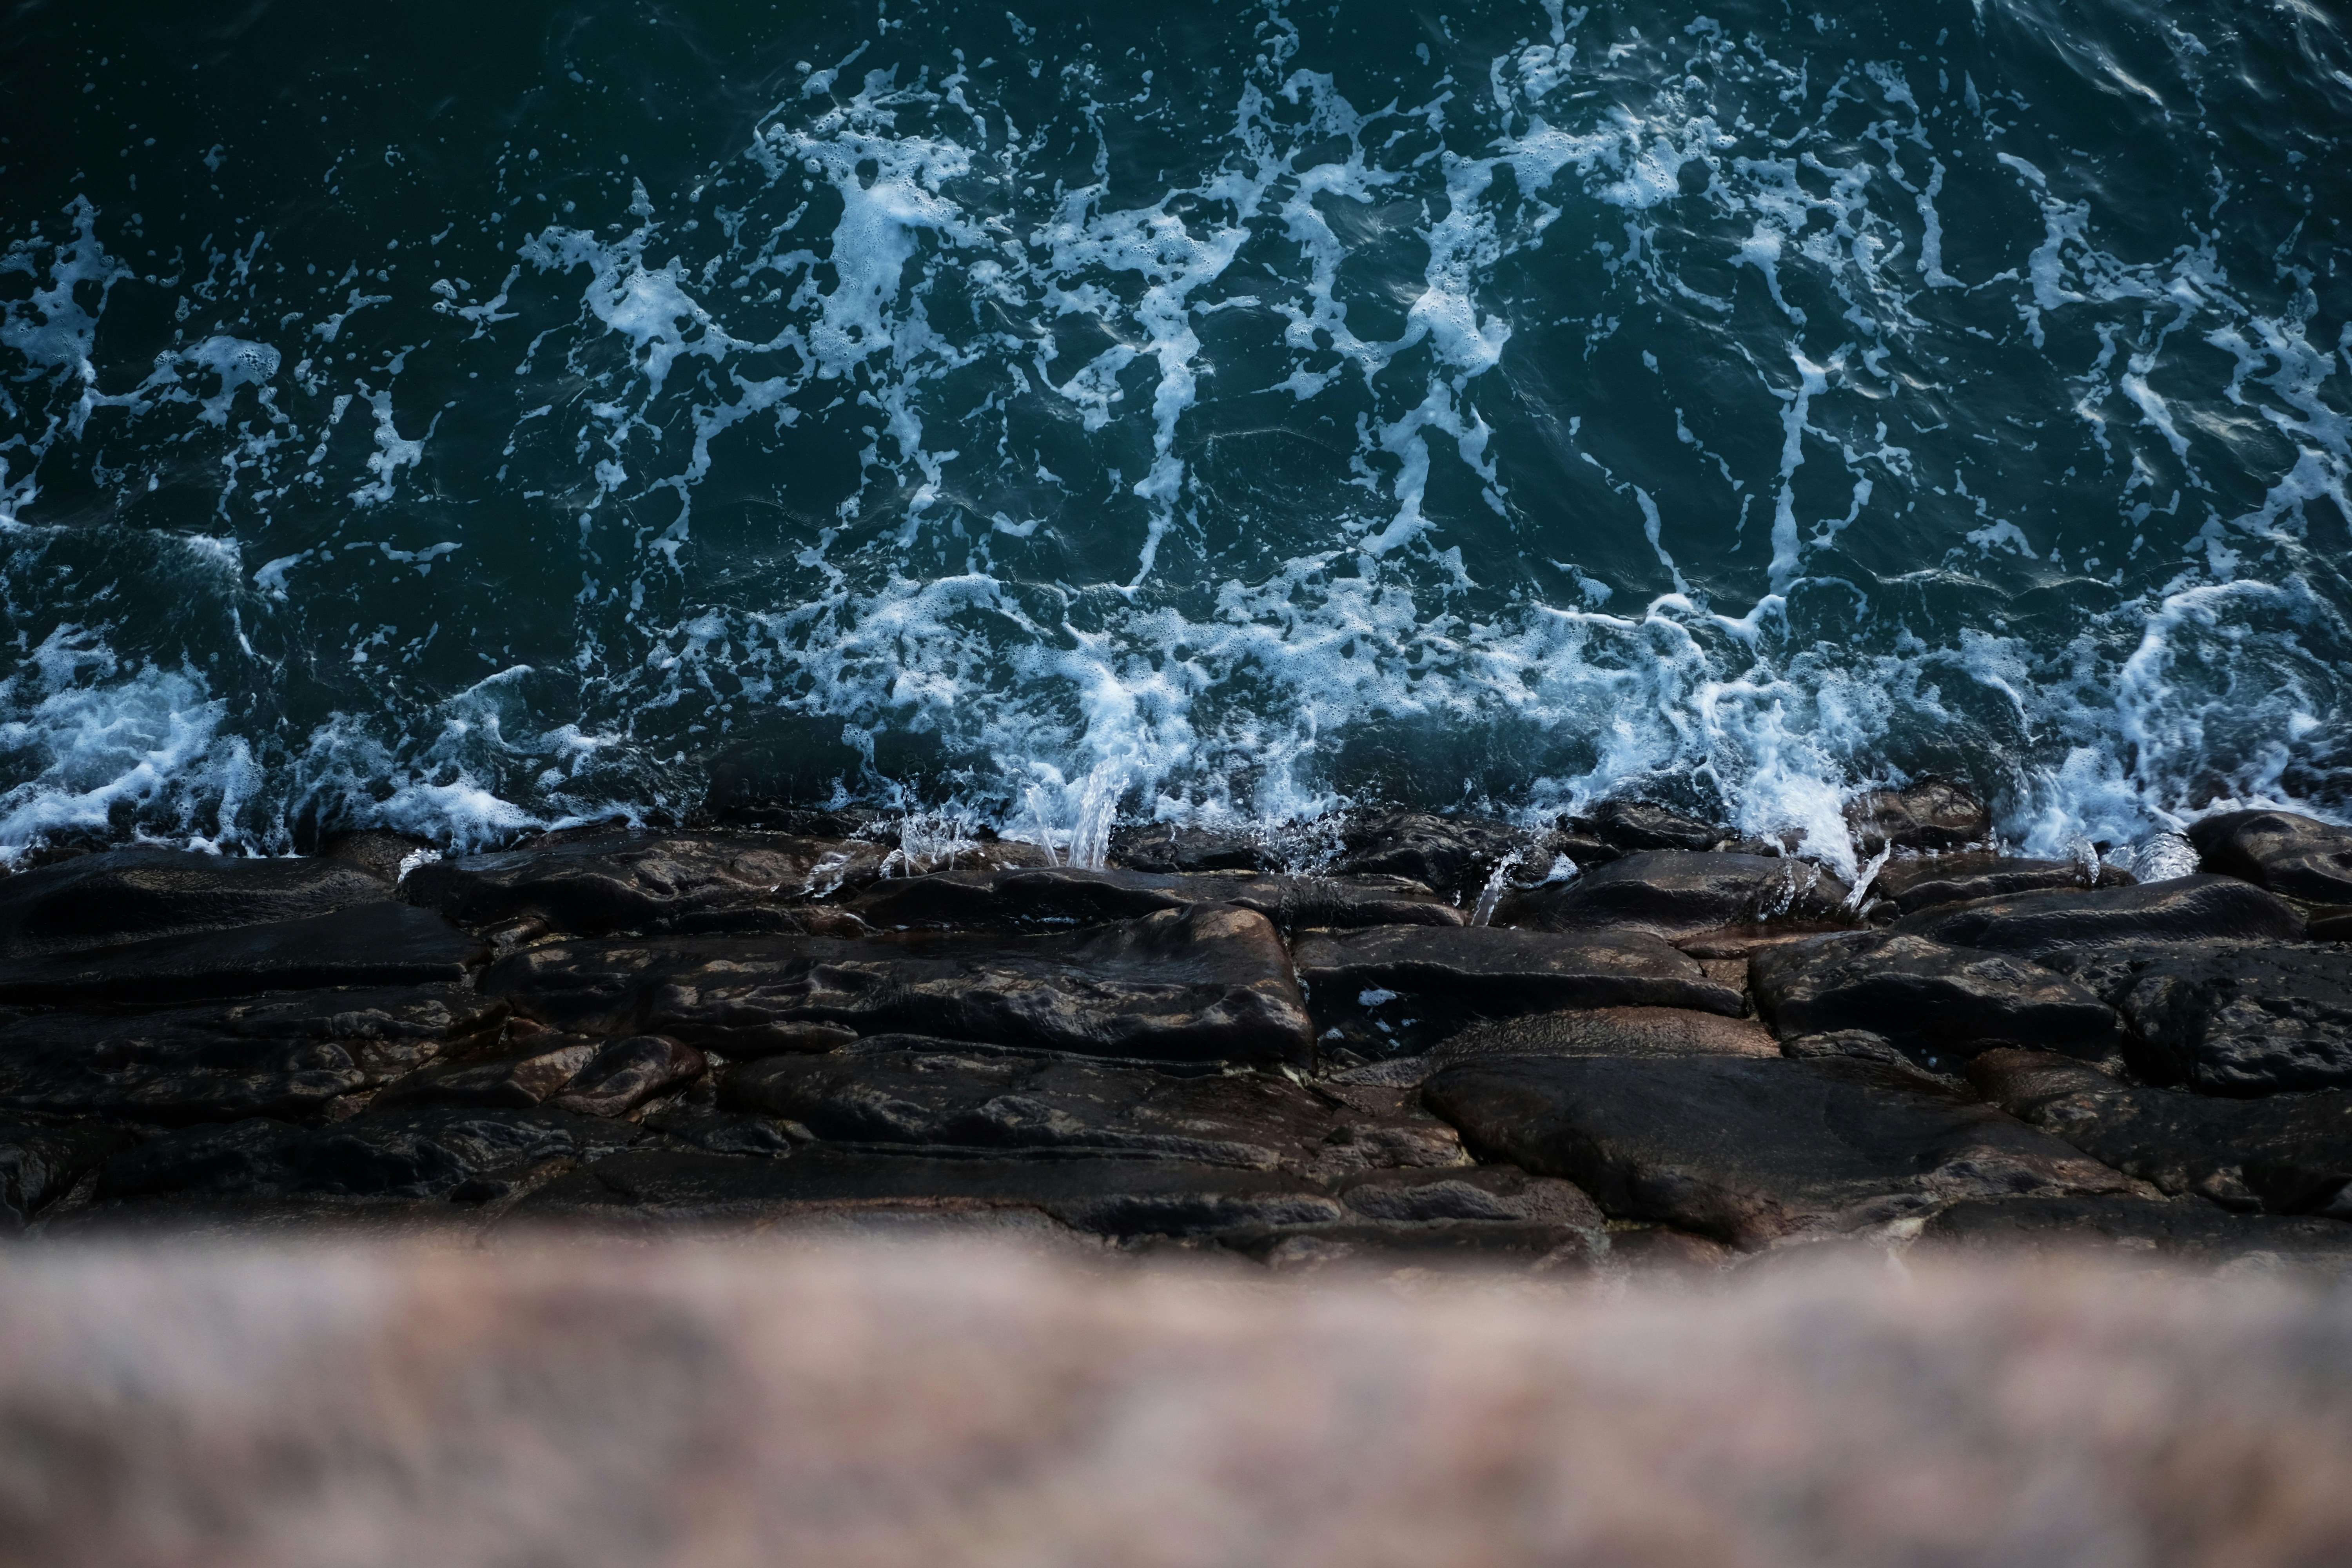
[[4, 787, 2351, 1273]]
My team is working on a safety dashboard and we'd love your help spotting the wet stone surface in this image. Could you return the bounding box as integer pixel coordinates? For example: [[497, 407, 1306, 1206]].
[[1423, 1053, 2146, 1250], [0, 798, 2347, 1272], [1751, 932, 2122, 1062], [2041, 943, 2352, 1095], [1495, 851, 1854, 940]]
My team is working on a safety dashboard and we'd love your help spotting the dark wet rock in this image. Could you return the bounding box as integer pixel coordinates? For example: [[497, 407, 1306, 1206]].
[[1107, 823, 1264, 874], [0, 848, 396, 960], [1, 1122, 138, 1230], [483, 904, 1315, 1066], [2189, 809, 2352, 906], [2036, 942, 2352, 1096], [1432, 1006, 1779, 1063], [1869, 853, 2108, 915], [0, 903, 487, 1009], [847, 865, 1462, 933], [721, 1046, 1464, 1177], [1751, 932, 2121, 1061], [1586, 800, 1726, 853], [1779, 1031, 1967, 1092], [1969, 1048, 2352, 1215], [1918, 1194, 2352, 1269], [640, 1077, 810, 1157], [552, 1036, 708, 1118], [401, 831, 901, 936], [1844, 779, 1992, 855], [1294, 925, 1746, 1016], [1330, 1007, 1780, 1089], [1333, 810, 1522, 897], [1891, 875, 2306, 957], [96, 1105, 642, 1202], [374, 1037, 603, 1111], [0, 985, 508, 1124], [1494, 851, 1853, 940], [1674, 925, 1849, 959], [508, 1148, 1347, 1240], [2313, 908, 2352, 943], [1423, 1053, 2145, 1249]]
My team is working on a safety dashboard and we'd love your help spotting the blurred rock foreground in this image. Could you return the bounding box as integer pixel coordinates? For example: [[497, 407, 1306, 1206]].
[[2, 1241, 2351, 1568]]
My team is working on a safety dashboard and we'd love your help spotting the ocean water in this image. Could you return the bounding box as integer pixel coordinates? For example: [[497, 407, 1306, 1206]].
[[3, 0, 2347, 873]]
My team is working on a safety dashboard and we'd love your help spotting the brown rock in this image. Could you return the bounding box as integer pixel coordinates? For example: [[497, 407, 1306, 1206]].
[[1293, 925, 1746, 1014], [1751, 932, 2122, 1061], [0, 985, 508, 1124], [2189, 809, 2352, 906], [402, 831, 897, 936], [1891, 875, 2306, 956], [482, 903, 1315, 1066], [1496, 851, 1853, 940], [720, 1043, 1464, 1177], [1969, 1048, 2352, 1216], [1869, 853, 2112, 915], [1424, 1053, 2145, 1249], [553, 1036, 708, 1118], [848, 865, 1463, 933]]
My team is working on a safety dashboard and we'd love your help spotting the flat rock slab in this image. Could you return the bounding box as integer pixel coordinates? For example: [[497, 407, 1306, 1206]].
[[1332, 1007, 1779, 1087], [1107, 824, 1265, 874], [1869, 854, 2102, 915], [2190, 809, 2352, 906], [482, 904, 1314, 1066], [1752, 932, 2120, 1059], [847, 866, 1463, 932], [0, 848, 394, 960], [1969, 1049, 2352, 1216], [0, 984, 509, 1124], [95, 1105, 644, 1203], [1293, 924, 1745, 1014], [1423, 1054, 2143, 1249], [0, 903, 488, 1008], [722, 1046, 1464, 1177], [2040, 942, 2352, 1095], [1892, 875, 2305, 956], [508, 1149, 1348, 1240], [1495, 851, 1853, 939], [403, 831, 904, 936], [1918, 1194, 2352, 1270]]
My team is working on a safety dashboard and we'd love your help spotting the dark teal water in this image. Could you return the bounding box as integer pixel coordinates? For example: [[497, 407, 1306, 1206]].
[[4, 0, 2348, 872]]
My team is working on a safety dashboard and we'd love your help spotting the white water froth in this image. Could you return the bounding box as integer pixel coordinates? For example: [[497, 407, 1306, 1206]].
[[2, 5, 2347, 866]]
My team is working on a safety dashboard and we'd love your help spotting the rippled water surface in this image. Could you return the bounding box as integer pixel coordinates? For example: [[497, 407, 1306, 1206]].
[[4, 0, 2348, 867]]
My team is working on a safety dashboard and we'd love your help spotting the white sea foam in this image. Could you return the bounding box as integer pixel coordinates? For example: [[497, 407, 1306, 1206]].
[[1, 4, 2347, 864]]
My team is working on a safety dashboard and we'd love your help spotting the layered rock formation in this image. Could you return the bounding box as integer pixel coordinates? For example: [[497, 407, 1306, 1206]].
[[2, 801, 2348, 1272]]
